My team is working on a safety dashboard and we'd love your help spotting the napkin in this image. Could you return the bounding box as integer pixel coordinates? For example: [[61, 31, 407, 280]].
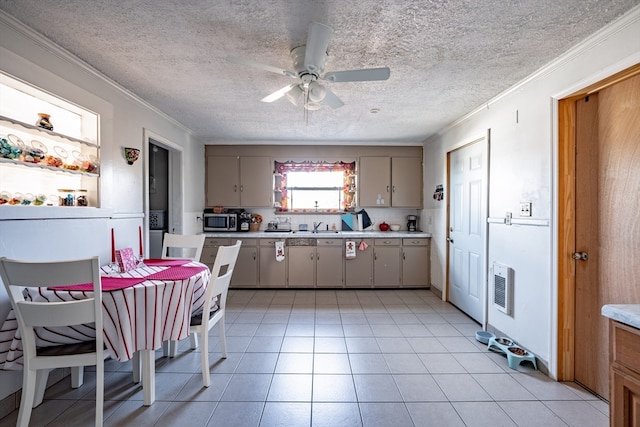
[[346, 241, 356, 259], [49, 276, 145, 292]]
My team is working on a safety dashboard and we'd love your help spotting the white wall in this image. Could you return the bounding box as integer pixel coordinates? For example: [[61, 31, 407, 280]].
[[423, 7, 640, 376], [0, 13, 204, 399]]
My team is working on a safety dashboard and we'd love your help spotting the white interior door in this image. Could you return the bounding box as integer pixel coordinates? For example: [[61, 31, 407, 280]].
[[447, 138, 488, 323]]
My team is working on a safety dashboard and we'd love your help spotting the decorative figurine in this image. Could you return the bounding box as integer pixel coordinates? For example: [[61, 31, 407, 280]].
[[36, 113, 53, 131]]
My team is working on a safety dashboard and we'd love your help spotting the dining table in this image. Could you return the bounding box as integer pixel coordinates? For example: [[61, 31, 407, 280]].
[[0, 258, 212, 406]]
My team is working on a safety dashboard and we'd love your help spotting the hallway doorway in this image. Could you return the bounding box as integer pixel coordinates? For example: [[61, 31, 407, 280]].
[[557, 64, 640, 399]]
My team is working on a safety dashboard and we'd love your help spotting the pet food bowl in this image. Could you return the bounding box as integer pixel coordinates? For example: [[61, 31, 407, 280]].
[[475, 330, 495, 344]]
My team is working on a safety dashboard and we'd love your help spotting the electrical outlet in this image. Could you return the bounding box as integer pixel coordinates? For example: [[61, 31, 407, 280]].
[[505, 212, 512, 225], [520, 202, 532, 217]]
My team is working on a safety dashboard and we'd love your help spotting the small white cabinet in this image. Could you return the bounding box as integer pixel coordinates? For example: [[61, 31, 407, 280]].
[[358, 156, 422, 208], [206, 156, 272, 208], [402, 238, 430, 287], [232, 238, 258, 287], [373, 238, 401, 287]]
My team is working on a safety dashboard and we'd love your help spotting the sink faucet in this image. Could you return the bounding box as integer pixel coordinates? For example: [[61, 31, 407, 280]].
[[312, 222, 323, 233]]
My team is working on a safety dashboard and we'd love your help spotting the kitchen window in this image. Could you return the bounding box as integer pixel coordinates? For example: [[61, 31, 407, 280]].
[[274, 161, 356, 212]]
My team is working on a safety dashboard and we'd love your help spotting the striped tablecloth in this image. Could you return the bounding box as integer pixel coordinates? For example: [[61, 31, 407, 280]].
[[0, 260, 212, 369]]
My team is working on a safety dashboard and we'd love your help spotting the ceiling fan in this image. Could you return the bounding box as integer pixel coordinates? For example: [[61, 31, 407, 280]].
[[227, 22, 390, 111]]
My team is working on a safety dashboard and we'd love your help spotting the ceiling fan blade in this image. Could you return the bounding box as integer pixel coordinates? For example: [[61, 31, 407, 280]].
[[304, 22, 333, 73], [322, 67, 390, 83], [226, 56, 297, 79], [323, 87, 344, 109], [260, 84, 298, 103]]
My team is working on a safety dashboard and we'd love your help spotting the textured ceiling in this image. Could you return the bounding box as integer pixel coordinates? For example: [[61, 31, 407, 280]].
[[1, 1, 637, 144]]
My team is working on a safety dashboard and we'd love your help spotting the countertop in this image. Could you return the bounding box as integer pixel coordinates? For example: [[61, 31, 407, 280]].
[[203, 230, 432, 239], [601, 304, 640, 330]]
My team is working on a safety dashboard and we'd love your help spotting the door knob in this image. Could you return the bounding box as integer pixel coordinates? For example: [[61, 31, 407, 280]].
[[572, 252, 589, 261], [446, 237, 454, 244]]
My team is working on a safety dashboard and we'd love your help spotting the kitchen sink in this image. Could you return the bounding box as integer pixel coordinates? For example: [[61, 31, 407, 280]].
[[291, 230, 341, 234]]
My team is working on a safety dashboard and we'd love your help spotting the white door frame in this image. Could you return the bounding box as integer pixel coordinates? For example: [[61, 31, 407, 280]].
[[445, 130, 490, 328], [143, 129, 184, 250]]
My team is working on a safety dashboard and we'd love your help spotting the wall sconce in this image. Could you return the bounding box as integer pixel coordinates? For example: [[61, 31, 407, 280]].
[[123, 147, 140, 165]]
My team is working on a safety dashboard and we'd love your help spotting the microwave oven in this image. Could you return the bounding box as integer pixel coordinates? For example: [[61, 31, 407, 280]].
[[203, 212, 238, 232]]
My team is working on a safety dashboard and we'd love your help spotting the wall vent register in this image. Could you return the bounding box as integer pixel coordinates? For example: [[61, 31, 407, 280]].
[[493, 262, 513, 315]]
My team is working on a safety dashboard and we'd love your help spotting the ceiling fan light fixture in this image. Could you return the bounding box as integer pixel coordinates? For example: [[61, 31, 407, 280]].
[[304, 101, 322, 111], [308, 82, 327, 102]]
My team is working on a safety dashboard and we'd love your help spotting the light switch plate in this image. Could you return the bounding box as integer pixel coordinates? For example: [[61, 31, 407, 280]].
[[520, 202, 532, 217]]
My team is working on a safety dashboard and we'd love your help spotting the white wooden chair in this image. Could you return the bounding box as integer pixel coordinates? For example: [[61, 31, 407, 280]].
[[0, 256, 104, 427], [160, 232, 206, 261], [191, 240, 241, 387], [158, 233, 207, 357]]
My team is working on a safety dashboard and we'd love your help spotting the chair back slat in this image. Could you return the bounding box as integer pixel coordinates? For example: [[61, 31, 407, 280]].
[[161, 233, 206, 260], [18, 300, 97, 327], [205, 240, 241, 312]]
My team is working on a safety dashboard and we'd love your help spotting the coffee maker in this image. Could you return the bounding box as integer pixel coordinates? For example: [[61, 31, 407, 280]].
[[407, 215, 418, 232]]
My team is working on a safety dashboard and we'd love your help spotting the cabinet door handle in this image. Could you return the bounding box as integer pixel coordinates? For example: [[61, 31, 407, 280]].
[[386, 185, 390, 193], [240, 185, 244, 193], [317, 253, 320, 261], [403, 253, 406, 260], [310, 253, 314, 261], [252, 252, 256, 260], [392, 185, 396, 193], [233, 184, 237, 193]]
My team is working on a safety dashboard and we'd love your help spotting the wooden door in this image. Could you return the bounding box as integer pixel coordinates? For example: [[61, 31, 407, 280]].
[[573, 73, 640, 398], [447, 139, 487, 323], [391, 157, 423, 207]]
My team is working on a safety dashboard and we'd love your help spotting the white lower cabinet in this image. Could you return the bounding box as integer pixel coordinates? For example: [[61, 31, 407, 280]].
[[287, 246, 316, 288], [228, 236, 429, 289], [373, 238, 401, 287], [231, 239, 258, 287], [287, 238, 343, 288], [316, 239, 344, 288], [345, 239, 374, 288], [402, 238, 431, 287], [258, 238, 287, 287]]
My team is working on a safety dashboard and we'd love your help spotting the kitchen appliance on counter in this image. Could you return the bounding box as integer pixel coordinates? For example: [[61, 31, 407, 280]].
[[239, 211, 252, 232], [407, 215, 419, 232], [203, 208, 242, 232], [265, 216, 292, 232]]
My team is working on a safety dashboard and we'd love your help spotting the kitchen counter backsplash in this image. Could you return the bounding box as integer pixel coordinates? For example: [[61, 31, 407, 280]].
[[229, 207, 430, 235]]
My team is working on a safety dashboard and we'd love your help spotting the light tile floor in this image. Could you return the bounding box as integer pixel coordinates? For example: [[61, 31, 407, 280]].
[[0, 289, 609, 427]]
